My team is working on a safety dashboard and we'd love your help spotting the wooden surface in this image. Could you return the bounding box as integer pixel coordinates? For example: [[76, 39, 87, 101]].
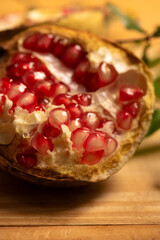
[[0, 0, 160, 239]]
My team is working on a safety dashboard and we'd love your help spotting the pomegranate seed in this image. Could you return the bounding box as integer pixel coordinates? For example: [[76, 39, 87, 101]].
[[31, 133, 54, 155], [23, 33, 40, 50], [42, 121, 61, 138], [22, 70, 46, 88], [66, 103, 83, 119], [30, 105, 44, 112], [39, 98, 50, 109], [34, 61, 52, 77], [0, 94, 6, 112], [104, 137, 117, 156], [7, 82, 27, 102], [51, 38, 68, 58], [73, 93, 92, 106], [50, 82, 70, 97], [123, 101, 140, 118], [49, 108, 70, 128], [119, 86, 144, 101], [83, 132, 108, 152], [14, 62, 35, 77], [16, 153, 37, 168], [86, 73, 100, 92], [68, 118, 82, 131], [16, 92, 37, 111], [82, 112, 101, 130], [34, 80, 53, 98], [117, 110, 133, 130], [97, 62, 118, 87], [81, 150, 104, 165], [11, 52, 38, 64], [0, 77, 12, 93], [36, 33, 53, 52], [6, 64, 20, 80], [73, 58, 90, 84], [53, 93, 72, 106], [62, 43, 84, 68], [71, 127, 90, 150]]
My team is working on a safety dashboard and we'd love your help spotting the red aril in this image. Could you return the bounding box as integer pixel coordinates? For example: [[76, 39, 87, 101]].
[[62, 43, 84, 68], [49, 108, 70, 127], [23, 33, 41, 50], [0, 77, 12, 93], [86, 73, 100, 92], [34, 61, 52, 77], [31, 133, 54, 155], [36, 33, 53, 52], [68, 118, 82, 131], [42, 121, 61, 138], [66, 103, 83, 119], [71, 127, 90, 150], [16, 92, 37, 111], [50, 82, 70, 97], [7, 82, 27, 102], [22, 70, 46, 88], [82, 112, 101, 130], [119, 86, 144, 102], [81, 150, 104, 165], [0, 94, 6, 112], [104, 137, 117, 156], [117, 110, 133, 130], [73, 58, 90, 84], [123, 101, 140, 118], [34, 80, 53, 98], [16, 153, 37, 168], [83, 132, 108, 152], [11, 52, 38, 64], [51, 38, 68, 57], [73, 93, 91, 106], [53, 93, 72, 106], [97, 62, 118, 87], [13, 62, 35, 77]]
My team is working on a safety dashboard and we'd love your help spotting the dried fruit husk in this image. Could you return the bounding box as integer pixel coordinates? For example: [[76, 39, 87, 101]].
[[0, 24, 154, 186]]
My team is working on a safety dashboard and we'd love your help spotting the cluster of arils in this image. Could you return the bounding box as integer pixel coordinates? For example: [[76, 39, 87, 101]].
[[0, 32, 144, 168]]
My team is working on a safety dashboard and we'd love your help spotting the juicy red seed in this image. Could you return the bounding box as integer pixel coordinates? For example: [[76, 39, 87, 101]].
[[23, 33, 41, 50], [0, 77, 12, 93], [86, 73, 100, 92], [34, 80, 53, 98], [11, 53, 38, 64], [73, 93, 92, 106], [62, 43, 84, 68], [31, 133, 54, 155], [42, 121, 61, 138], [51, 38, 68, 57], [123, 101, 140, 118], [68, 118, 83, 132], [50, 82, 70, 97], [71, 127, 90, 150], [14, 62, 35, 77], [30, 105, 44, 112], [53, 94, 72, 106], [6, 64, 20, 80], [66, 103, 83, 119], [117, 110, 133, 130], [81, 112, 101, 130], [83, 132, 108, 152], [22, 70, 46, 88], [0, 94, 6, 112], [36, 34, 53, 52], [7, 82, 27, 102], [34, 61, 52, 77], [49, 108, 70, 127], [97, 62, 118, 87], [16, 153, 37, 168], [39, 98, 50, 109], [104, 137, 117, 157], [81, 150, 104, 165], [73, 58, 90, 84], [16, 92, 37, 110], [119, 86, 144, 101]]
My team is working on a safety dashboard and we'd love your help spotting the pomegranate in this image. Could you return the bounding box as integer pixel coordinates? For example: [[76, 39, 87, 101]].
[[0, 25, 154, 186]]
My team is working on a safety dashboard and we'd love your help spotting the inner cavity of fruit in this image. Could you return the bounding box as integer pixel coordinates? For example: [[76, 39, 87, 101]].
[[0, 31, 146, 167]]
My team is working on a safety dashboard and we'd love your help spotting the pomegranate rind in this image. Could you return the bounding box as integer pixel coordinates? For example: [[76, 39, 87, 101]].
[[0, 25, 154, 185]]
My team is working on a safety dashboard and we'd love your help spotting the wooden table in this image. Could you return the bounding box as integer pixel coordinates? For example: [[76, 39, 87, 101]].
[[0, 0, 160, 239]]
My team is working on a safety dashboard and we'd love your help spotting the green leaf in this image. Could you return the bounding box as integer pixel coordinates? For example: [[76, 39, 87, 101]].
[[152, 26, 160, 37], [147, 109, 160, 136], [142, 43, 160, 67], [107, 3, 146, 33], [154, 77, 160, 98]]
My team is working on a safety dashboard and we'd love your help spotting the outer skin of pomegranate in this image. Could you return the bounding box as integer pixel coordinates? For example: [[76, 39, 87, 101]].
[[0, 24, 154, 186]]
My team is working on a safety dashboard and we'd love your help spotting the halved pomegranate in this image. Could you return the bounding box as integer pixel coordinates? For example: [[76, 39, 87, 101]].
[[0, 25, 154, 185]]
